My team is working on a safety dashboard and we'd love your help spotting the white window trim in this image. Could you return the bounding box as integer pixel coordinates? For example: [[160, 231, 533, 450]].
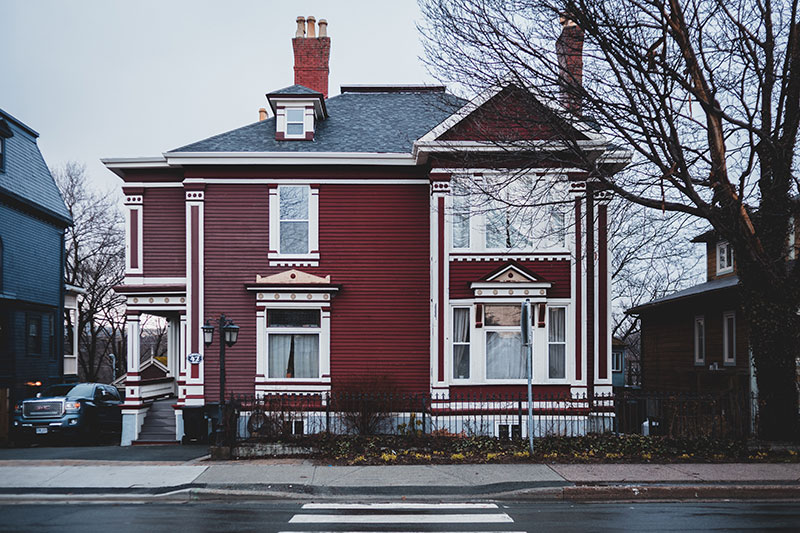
[[256, 304, 331, 386], [547, 306, 568, 381], [268, 185, 320, 266], [451, 306, 472, 381], [694, 315, 705, 366], [723, 310, 736, 366], [276, 106, 314, 139], [716, 240, 734, 274], [789, 216, 796, 260], [446, 299, 572, 385]]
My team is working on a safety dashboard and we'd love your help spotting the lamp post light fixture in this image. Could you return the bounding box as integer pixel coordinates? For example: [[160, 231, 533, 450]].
[[202, 314, 240, 404]]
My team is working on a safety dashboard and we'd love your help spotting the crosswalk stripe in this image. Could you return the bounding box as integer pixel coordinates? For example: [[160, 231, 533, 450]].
[[288, 513, 515, 524], [301, 503, 499, 510]]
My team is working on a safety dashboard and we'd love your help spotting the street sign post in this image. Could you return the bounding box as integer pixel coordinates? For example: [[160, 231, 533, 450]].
[[521, 299, 534, 454]]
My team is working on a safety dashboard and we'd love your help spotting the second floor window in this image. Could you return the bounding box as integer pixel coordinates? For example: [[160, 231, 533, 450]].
[[717, 240, 734, 274], [279, 186, 309, 254]]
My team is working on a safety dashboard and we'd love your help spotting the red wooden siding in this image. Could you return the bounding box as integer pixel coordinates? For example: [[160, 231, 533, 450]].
[[203, 184, 270, 400], [320, 184, 431, 394], [142, 188, 186, 277], [438, 86, 588, 142], [201, 181, 431, 397], [449, 259, 571, 300]]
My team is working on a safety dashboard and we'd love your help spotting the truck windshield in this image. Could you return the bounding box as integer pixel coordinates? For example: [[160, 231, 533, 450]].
[[42, 383, 94, 398]]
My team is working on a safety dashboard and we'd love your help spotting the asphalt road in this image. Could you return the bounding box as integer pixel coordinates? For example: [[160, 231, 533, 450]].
[[0, 444, 208, 462], [1, 501, 798, 532]]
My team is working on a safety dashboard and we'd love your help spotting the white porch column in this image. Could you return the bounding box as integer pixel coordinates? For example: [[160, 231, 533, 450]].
[[121, 311, 147, 446], [174, 312, 188, 441]]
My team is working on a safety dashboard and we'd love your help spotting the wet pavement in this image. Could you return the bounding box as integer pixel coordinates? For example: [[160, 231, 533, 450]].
[[1, 501, 798, 532]]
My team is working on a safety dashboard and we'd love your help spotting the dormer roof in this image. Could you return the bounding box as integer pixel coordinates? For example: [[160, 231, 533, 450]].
[[266, 84, 327, 119]]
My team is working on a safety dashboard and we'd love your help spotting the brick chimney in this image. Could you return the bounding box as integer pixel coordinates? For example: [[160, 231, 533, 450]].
[[555, 17, 584, 115], [292, 16, 331, 98]]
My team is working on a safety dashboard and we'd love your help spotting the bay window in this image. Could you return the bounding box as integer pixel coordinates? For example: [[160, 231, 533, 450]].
[[548, 307, 566, 379], [484, 305, 525, 379], [452, 308, 470, 379]]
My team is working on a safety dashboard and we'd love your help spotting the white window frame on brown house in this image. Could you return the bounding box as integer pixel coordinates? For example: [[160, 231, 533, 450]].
[[716, 240, 734, 274], [722, 311, 736, 366], [694, 315, 705, 366]]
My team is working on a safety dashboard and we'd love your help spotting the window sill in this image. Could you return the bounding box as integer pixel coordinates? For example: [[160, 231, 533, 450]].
[[268, 252, 320, 267]]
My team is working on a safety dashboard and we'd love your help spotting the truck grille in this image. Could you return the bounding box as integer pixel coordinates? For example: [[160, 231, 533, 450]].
[[23, 400, 63, 418]]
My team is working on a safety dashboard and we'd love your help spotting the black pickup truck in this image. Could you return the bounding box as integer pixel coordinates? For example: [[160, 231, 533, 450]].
[[13, 382, 122, 444]]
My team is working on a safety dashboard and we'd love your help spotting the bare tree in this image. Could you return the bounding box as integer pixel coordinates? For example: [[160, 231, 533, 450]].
[[53, 162, 126, 382], [420, 0, 800, 439]]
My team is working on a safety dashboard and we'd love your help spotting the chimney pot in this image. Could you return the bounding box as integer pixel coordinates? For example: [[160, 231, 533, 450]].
[[306, 16, 316, 38], [295, 16, 305, 38], [318, 19, 327, 37], [259, 108, 268, 121]]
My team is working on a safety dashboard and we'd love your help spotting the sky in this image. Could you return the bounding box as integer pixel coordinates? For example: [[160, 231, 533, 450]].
[[1, 0, 434, 192]]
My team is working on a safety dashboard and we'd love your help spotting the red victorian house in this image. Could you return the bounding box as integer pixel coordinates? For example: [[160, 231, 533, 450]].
[[104, 17, 627, 445]]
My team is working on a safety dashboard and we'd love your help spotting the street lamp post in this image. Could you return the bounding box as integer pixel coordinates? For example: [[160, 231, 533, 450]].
[[201, 314, 240, 404]]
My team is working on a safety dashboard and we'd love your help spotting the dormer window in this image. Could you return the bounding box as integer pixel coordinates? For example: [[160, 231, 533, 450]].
[[717, 240, 734, 274], [286, 109, 306, 136], [266, 85, 328, 142]]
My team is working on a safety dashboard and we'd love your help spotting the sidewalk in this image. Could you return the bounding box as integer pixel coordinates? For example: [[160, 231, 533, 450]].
[[0, 459, 798, 501]]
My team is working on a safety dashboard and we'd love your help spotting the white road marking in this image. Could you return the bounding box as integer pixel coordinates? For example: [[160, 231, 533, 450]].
[[301, 502, 499, 510], [289, 513, 514, 524]]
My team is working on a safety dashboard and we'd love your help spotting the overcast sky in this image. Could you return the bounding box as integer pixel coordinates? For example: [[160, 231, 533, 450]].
[[1, 0, 434, 191]]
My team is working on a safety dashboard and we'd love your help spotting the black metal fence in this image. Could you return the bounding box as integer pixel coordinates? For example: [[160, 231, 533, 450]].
[[217, 390, 757, 446]]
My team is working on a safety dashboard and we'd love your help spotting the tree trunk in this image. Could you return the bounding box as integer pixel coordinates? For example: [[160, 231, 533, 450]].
[[739, 272, 800, 441]]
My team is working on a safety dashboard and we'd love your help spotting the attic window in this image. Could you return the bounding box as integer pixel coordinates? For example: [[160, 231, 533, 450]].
[[716, 241, 733, 274], [286, 109, 305, 136]]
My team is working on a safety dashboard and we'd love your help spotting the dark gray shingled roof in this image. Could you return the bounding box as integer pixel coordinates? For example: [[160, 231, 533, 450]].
[[626, 275, 739, 314], [0, 108, 71, 225], [170, 90, 466, 154], [268, 84, 322, 96]]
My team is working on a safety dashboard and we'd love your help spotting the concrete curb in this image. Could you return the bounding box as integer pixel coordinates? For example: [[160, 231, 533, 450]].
[[0, 483, 798, 502]]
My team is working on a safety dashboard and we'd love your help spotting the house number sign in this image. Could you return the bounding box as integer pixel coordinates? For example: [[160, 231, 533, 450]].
[[188, 352, 203, 364]]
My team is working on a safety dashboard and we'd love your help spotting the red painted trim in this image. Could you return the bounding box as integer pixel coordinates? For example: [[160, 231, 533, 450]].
[[598, 204, 608, 380], [574, 198, 582, 381], [259, 381, 330, 386], [475, 303, 483, 328], [122, 187, 144, 195], [537, 303, 546, 328], [184, 183, 206, 192], [184, 394, 205, 400], [437, 196, 445, 382], [130, 209, 139, 269]]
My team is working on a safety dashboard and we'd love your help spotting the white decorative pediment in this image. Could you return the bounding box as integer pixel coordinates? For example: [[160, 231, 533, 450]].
[[484, 264, 540, 283], [255, 269, 331, 285]]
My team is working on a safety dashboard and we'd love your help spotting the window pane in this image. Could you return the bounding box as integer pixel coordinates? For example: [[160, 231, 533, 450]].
[[549, 344, 565, 378], [268, 334, 319, 378], [486, 207, 531, 249], [548, 308, 565, 342], [453, 308, 470, 379], [484, 305, 521, 327], [486, 331, 524, 378], [280, 186, 309, 220], [287, 123, 304, 135], [280, 221, 309, 254], [286, 109, 304, 122], [452, 191, 470, 248], [268, 309, 320, 328]]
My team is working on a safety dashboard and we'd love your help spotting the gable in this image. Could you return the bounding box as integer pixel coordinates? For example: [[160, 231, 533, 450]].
[[435, 85, 590, 143]]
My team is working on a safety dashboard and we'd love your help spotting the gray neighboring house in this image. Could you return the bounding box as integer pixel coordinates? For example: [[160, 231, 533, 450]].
[[0, 108, 73, 434]]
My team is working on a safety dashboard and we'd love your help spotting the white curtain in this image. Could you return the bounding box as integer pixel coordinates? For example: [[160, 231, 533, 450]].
[[293, 334, 319, 378], [453, 308, 470, 379], [268, 334, 319, 378], [486, 331, 524, 379], [548, 308, 566, 379]]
